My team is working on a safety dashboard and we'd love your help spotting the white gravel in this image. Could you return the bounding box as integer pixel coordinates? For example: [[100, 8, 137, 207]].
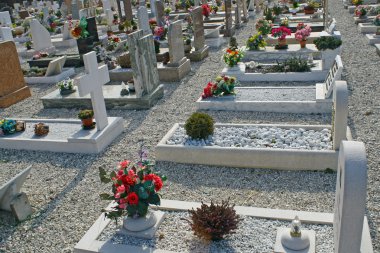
[[0, 0, 379, 252], [98, 211, 334, 253], [167, 126, 333, 150]]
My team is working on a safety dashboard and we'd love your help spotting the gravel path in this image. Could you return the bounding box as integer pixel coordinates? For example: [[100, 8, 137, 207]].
[[0, 2, 379, 252]]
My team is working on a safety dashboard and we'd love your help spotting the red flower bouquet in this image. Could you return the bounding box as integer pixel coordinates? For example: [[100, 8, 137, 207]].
[[202, 4, 211, 18], [271, 26, 292, 40], [99, 150, 167, 219]]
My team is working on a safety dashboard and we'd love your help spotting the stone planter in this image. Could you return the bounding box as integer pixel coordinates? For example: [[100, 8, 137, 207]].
[[59, 88, 76, 95], [123, 210, 158, 232], [76, 36, 94, 55], [299, 39, 307, 48], [184, 44, 192, 53]]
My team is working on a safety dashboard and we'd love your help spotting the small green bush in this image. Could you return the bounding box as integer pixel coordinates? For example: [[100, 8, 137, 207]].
[[313, 36, 342, 51], [185, 112, 214, 140], [270, 57, 316, 73]]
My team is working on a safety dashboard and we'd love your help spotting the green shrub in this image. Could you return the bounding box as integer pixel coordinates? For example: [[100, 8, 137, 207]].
[[269, 57, 316, 73], [313, 36, 342, 51], [185, 112, 214, 140], [78, 110, 94, 119]]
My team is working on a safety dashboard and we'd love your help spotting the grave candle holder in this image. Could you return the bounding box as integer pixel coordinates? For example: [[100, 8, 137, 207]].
[[280, 216, 311, 251]]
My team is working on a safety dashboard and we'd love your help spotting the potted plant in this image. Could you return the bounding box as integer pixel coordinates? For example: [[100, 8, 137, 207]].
[[295, 23, 312, 48], [25, 41, 32, 50], [223, 47, 245, 68], [246, 32, 267, 51], [211, 5, 219, 14], [264, 7, 274, 22], [164, 7, 172, 16], [313, 36, 342, 69], [271, 26, 292, 49], [255, 18, 273, 36], [57, 78, 76, 95], [201, 75, 239, 99], [354, 5, 369, 18], [70, 17, 94, 55], [78, 109, 94, 129], [304, 1, 318, 14], [99, 150, 167, 232]]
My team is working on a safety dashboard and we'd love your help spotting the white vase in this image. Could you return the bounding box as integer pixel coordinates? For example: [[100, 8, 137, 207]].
[[123, 210, 158, 232]]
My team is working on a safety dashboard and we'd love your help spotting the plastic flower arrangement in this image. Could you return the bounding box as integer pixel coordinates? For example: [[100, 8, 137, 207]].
[[374, 14, 380, 26], [153, 26, 167, 40], [99, 148, 167, 220], [223, 48, 245, 67], [271, 26, 292, 40], [295, 23, 312, 41], [201, 75, 239, 98], [57, 78, 74, 91], [352, 0, 363, 6], [0, 119, 17, 135], [70, 17, 89, 39], [107, 35, 121, 50], [280, 17, 289, 27], [255, 18, 273, 35], [202, 4, 211, 18], [246, 32, 267, 50], [354, 5, 369, 17]]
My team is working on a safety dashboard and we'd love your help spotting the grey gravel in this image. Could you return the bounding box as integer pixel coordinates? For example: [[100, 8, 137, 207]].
[[98, 211, 334, 253], [167, 126, 333, 150], [0, 0, 379, 252]]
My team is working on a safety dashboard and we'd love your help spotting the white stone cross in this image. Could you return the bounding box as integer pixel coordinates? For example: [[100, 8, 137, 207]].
[[334, 141, 367, 253], [332, 81, 348, 150], [77, 51, 110, 131]]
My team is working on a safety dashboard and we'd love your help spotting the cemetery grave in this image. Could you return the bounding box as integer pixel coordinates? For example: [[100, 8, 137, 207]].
[[0, 0, 378, 252], [197, 56, 344, 114]]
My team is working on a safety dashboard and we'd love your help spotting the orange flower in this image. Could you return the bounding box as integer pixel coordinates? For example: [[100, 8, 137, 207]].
[[71, 27, 82, 38]]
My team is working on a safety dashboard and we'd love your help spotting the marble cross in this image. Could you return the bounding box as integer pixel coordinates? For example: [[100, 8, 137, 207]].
[[77, 51, 110, 131]]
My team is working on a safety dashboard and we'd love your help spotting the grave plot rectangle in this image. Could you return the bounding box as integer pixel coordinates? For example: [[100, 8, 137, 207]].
[[156, 123, 349, 170], [358, 23, 379, 34], [24, 68, 75, 84], [73, 195, 373, 253], [243, 44, 319, 62], [197, 57, 344, 114], [41, 84, 164, 110], [365, 33, 380, 45], [265, 30, 341, 45], [222, 61, 328, 82], [0, 118, 123, 154]]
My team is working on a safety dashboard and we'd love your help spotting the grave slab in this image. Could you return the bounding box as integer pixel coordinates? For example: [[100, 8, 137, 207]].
[[375, 43, 380, 56], [198, 57, 343, 114], [109, 67, 134, 82], [205, 35, 227, 48], [51, 37, 77, 47], [157, 60, 191, 82], [243, 44, 319, 62], [24, 68, 75, 84], [358, 23, 379, 34], [222, 61, 328, 82], [41, 84, 165, 109], [0, 117, 123, 154], [365, 33, 380, 44]]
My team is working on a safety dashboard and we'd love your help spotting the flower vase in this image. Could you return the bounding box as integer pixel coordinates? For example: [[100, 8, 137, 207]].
[[81, 118, 94, 128], [276, 38, 287, 49], [123, 210, 158, 232], [300, 39, 307, 48]]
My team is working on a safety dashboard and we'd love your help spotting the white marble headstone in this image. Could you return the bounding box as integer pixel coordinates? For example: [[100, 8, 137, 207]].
[[62, 21, 72, 40], [77, 51, 110, 131], [137, 6, 150, 35], [333, 141, 367, 253], [105, 9, 114, 26], [332, 81, 348, 150], [0, 27, 14, 42], [102, 0, 112, 11], [0, 11, 12, 27], [45, 56, 67, 76], [30, 19, 53, 51], [324, 55, 343, 98]]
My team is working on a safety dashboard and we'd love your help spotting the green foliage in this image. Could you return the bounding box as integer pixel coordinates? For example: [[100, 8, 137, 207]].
[[313, 36, 342, 51], [188, 200, 242, 241], [270, 57, 316, 73], [78, 110, 94, 120], [185, 112, 214, 140], [264, 7, 274, 21], [272, 5, 282, 15]]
